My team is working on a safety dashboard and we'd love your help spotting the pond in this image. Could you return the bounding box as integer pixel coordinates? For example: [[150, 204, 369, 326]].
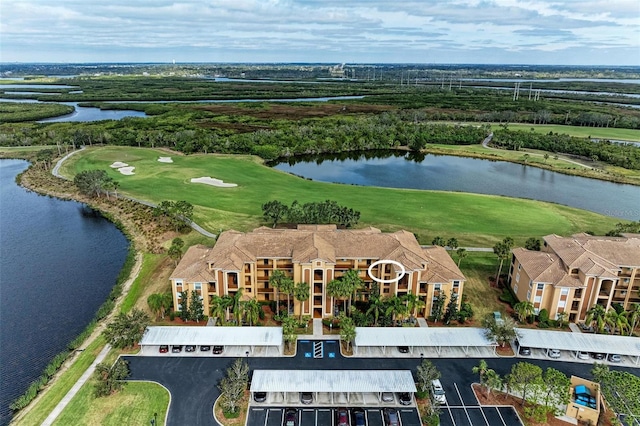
[[273, 151, 640, 221]]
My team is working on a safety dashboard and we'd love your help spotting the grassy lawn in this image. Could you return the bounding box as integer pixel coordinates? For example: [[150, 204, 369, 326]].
[[13, 337, 106, 426], [457, 251, 507, 321], [51, 381, 169, 426], [492, 123, 640, 142], [61, 146, 622, 247]]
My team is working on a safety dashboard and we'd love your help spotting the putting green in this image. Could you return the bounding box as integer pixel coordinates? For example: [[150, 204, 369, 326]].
[[62, 147, 621, 246]]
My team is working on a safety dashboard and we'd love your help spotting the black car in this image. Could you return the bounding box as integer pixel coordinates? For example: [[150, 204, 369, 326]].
[[284, 408, 298, 426], [171, 345, 183, 353], [253, 392, 267, 403], [185, 345, 195, 352], [397, 346, 409, 353], [300, 392, 313, 404], [591, 352, 605, 360], [398, 392, 412, 405], [212, 345, 224, 354], [200, 345, 211, 352], [383, 408, 399, 426], [352, 408, 366, 426]]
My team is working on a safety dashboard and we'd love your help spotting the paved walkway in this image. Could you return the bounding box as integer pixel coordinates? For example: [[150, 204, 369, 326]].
[[41, 344, 111, 426], [568, 323, 582, 333]]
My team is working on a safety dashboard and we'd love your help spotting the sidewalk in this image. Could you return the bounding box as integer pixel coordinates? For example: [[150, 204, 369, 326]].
[[41, 344, 111, 426]]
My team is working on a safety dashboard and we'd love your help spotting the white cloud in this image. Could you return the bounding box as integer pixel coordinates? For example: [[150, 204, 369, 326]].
[[0, 0, 637, 64]]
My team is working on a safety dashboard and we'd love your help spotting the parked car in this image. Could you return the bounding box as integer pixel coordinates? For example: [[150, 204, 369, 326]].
[[383, 408, 399, 426], [284, 408, 298, 426], [577, 351, 590, 360], [212, 345, 224, 354], [200, 345, 211, 352], [548, 349, 561, 358], [579, 323, 595, 333], [171, 345, 183, 353], [519, 346, 531, 356], [381, 392, 394, 402], [591, 352, 605, 360], [608, 354, 622, 363], [397, 346, 409, 353], [398, 392, 412, 405], [159, 345, 169, 353], [336, 408, 350, 426], [352, 408, 366, 426], [185, 345, 195, 352], [300, 392, 313, 404], [253, 392, 267, 403], [431, 379, 447, 405]]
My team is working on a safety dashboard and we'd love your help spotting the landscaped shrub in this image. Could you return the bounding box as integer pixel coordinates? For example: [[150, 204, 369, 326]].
[[538, 309, 549, 323], [499, 288, 517, 307]]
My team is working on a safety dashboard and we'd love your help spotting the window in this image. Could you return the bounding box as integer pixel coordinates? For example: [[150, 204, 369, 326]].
[[534, 308, 540, 315], [515, 273, 520, 283], [517, 263, 521, 271], [263, 259, 269, 265], [537, 283, 544, 291], [453, 281, 460, 288], [514, 284, 519, 294], [534, 296, 542, 303], [195, 283, 202, 291], [560, 288, 569, 296], [434, 284, 441, 291], [529, 281, 533, 288], [558, 300, 566, 308], [527, 290, 531, 300]]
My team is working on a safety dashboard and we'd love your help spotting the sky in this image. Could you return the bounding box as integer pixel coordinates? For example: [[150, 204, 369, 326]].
[[1, 0, 639, 65]]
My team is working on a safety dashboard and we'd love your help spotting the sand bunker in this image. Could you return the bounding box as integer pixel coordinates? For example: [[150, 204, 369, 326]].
[[118, 167, 135, 175], [110, 161, 129, 168], [190, 177, 237, 188], [158, 157, 173, 163]]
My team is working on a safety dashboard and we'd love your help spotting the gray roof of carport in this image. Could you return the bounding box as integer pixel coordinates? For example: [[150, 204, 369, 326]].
[[354, 327, 496, 347], [515, 328, 640, 357], [139, 326, 282, 346], [250, 370, 417, 393]]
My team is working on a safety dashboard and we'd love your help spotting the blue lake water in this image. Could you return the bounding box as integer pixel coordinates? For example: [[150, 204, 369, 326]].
[[0, 160, 129, 426], [274, 151, 640, 221]]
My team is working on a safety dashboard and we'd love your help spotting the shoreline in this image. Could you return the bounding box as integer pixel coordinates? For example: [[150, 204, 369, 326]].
[[5, 156, 150, 425]]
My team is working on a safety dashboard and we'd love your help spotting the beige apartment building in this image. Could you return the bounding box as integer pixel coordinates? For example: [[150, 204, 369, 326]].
[[508, 233, 640, 323], [170, 225, 465, 319]]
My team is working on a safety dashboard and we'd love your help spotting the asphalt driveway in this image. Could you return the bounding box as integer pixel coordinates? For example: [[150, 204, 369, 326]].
[[124, 340, 639, 426]]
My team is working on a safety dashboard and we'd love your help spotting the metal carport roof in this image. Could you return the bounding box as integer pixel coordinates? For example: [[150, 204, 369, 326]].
[[250, 370, 416, 393], [354, 327, 496, 352], [139, 326, 282, 346], [515, 328, 640, 362]]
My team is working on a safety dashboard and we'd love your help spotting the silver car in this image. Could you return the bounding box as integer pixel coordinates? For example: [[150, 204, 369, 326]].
[[548, 349, 561, 358]]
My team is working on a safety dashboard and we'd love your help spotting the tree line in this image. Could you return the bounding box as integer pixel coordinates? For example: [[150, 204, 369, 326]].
[[262, 199, 361, 228]]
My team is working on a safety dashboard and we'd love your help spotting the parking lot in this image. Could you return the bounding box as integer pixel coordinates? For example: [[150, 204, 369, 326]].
[[438, 382, 523, 426], [246, 407, 422, 426]]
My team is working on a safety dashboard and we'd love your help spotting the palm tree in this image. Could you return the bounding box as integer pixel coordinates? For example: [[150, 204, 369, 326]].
[[327, 279, 347, 316], [513, 301, 534, 323], [605, 308, 629, 335], [585, 304, 607, 333], [147, 293, 163, 320], [269, 270, 287, 314], [556, 311, 568, 329], [366, 296, 385, 326], [493, 237, 514, 286], [456, 248, 467, 267], [209, 295, 231, 324], [230, 288, 244, 325], [159, 292, 173, 319], [242, 298, 261, 326], [385, 296, 408, 326], [404, 292, 426, 321], [293, 282, 310, 321], [342, 269, 364, 314], [279, 277, 295, 315], [472, 359, 489, 393], [626, 303, 640, 336], [485, 369, 502, 397]]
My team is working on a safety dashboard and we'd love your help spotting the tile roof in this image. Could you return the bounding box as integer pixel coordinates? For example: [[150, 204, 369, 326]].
[[171, 226, 465, 283], [170, 244, 216, 282]]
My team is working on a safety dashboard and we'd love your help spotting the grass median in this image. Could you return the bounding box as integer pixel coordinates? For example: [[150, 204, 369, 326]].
[[62, 146, 622, 247]]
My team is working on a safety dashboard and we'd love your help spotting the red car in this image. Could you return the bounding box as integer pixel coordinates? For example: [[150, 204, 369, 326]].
[[159, 345, 169, 353], [337, 408, 350, 426]]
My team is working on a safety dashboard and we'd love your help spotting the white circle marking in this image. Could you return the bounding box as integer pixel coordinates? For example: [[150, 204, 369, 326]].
[[367, 259, 406, 284]]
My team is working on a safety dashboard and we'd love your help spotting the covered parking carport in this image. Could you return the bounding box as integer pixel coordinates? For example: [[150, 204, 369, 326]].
[[139, 326, 283, 356], [249, 370, 416, 406], [353, 327, 497, 357], [514, 328, 640, 365]]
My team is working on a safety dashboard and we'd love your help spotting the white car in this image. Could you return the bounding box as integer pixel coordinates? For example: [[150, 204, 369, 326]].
[[548, 349, 561, 358], [608, 354, 622, 363], [577, 351, 589, 360], [431, 379, 447, 405]]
